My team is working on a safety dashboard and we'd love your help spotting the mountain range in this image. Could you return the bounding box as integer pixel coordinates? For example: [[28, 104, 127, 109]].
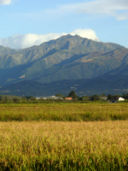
[[0, 34, 128, 96]]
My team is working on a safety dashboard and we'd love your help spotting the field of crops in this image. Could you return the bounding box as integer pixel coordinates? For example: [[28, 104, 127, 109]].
[[0, 102, 128, 170], [0, 121, 128, 170], [0, 102, 128, 121]]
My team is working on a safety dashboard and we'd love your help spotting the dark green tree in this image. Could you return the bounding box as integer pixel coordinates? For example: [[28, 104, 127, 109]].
[[68, 90, 78, 99], [107, 94, 119, 102], [122, 93, 128, 100], [90, 95, 100, 101]]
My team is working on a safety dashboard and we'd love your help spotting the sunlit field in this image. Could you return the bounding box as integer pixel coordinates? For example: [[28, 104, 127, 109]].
[[0, 121, 128, 170], [0, 102, 128, 121], [0, 102, 128, 170]]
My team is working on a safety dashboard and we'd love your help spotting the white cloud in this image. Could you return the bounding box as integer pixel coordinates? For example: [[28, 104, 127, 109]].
[[46, 0, 128, 20], [71, 29, 99, 41], [0, 0, 11, 5], [0, 29, 99, 49]]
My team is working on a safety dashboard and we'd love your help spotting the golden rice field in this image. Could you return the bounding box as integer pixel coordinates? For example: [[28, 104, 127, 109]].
[[0, 102, 128, 121], [0, 121, 128, 170], [0, 102, 128, 170]]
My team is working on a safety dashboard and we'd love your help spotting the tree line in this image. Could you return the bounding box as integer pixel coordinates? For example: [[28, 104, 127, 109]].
[[0, 91, 128, 103]]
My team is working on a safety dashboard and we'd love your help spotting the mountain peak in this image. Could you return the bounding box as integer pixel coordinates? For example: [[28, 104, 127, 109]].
[[0, 35, 128, 96]]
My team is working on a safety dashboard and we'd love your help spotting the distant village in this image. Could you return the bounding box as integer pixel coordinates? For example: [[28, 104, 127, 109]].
[[35, 94, 126, 102], [0, 90, 128, 103]]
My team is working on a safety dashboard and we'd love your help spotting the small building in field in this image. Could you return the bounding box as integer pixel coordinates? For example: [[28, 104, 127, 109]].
[[118, 97, 125, 102], [65, 97, 73, 101]]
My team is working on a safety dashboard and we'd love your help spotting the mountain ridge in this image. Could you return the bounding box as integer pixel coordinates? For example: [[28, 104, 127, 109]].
[[0, 35, 128, 96]]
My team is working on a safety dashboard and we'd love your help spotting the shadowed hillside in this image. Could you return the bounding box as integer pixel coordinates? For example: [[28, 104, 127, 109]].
[[0, 35, 128, 95]]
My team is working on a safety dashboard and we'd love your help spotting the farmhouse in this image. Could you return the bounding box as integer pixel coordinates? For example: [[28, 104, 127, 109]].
[[65, 97, 73, 101], [118, 97, 125, 102]]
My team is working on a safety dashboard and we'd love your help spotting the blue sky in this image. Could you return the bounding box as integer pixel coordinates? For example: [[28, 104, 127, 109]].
[[0, 0, 128, 49]]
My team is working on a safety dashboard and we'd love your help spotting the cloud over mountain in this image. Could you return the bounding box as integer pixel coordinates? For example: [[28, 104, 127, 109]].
[[71, 29, 99, 41], [0, 0, 11, 5], [0, 29, 99, 49]]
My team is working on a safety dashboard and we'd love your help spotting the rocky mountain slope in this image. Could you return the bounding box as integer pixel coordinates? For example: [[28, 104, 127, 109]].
[[0, 35, 128, 96]]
